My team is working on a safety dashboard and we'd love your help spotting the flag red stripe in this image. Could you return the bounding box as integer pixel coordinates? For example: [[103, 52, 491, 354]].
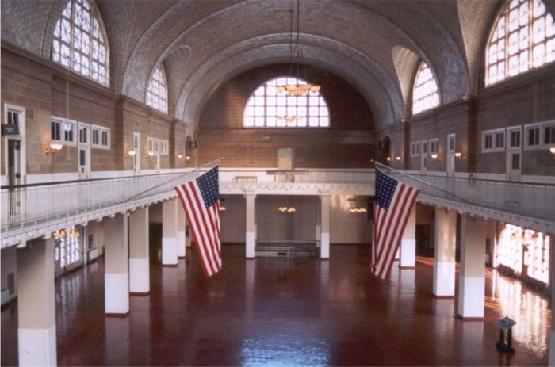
[[175, 186, 211, 277], [181, 183, 218, 276]]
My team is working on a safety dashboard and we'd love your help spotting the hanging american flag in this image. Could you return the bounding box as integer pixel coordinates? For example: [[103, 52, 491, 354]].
[[371, 168, 419, 280], [175, 167, 221, 277]]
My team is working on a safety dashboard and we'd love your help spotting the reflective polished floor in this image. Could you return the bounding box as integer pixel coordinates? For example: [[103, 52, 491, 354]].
[[1, 245, 551, 366]]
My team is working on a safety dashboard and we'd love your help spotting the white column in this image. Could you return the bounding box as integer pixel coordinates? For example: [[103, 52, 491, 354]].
[[433, 208, 457, 297], [129, 207, 150, 294], [105, 213, 129, 315], [245, 193, 256, 258], [320, 194, 331, 259], [162, 198, 178, 266], [457, 215, 486, 318], [399, 205, 416, 268], [176, 201, 186, 258], [17, 238, 56, 367]]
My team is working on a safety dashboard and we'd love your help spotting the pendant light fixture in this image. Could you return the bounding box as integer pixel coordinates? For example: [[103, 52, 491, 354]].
[[276, 0, 320, 97]]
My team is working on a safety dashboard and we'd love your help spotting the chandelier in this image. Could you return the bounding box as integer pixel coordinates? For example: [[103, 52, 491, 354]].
[[276, 0, 320, 97]]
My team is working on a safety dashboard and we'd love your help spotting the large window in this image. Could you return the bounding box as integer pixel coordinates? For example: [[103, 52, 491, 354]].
[[411, 62, 440, 115], [485, 0, 554, 86], [243, 77, 329, 128], [52, 0, 109, 86], [146, 64, 168, 114]]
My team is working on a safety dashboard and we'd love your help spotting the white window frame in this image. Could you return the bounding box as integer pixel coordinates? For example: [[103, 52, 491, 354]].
[[429, 138, 439, 154], [91, 124, 110, 149], [160, 139, 169, 156], [524, 122, 542, 150], [543, 120, 555, 147], [410, 141, 421, 157], [482, 128, 506, 153], [51, 117, 77, 146]]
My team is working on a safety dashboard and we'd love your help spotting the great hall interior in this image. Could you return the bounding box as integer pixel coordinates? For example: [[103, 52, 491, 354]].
[[1, 0, 555, 365]]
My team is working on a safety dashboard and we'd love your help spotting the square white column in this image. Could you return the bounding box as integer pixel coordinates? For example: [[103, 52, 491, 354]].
[[320, 194, 331, 259], [129, 207, 150, 294], [105, 213, 129, 315], [245, 193, 256, 258], [433, 208, 457, 297], [399, 205, 416, 268], [17, 238, 57, 367], [457, 215, 486, 318], [162, 199, 178, 266]]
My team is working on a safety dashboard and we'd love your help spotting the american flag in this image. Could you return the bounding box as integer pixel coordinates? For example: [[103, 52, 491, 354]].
[[371, 168, 419, 280], [175, 167, 222, 277]]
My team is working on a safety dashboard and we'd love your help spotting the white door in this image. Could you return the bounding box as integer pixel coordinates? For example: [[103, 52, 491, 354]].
[[78, 123, 91, 179], [132, 132, 141, 174], [506, 126, 522, 182], [447, 134, 456, 176], [154, 138, 161, 171], [3, 106, 26, 222], [420, 140, 428, 174]]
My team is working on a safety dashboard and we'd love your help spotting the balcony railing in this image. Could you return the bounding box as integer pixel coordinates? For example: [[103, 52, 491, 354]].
[[383, 167, 555, 226], [0, 166, 373, 237]]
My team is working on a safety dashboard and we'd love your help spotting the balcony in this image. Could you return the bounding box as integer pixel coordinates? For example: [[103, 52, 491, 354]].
[[0, 167, 374, 248]]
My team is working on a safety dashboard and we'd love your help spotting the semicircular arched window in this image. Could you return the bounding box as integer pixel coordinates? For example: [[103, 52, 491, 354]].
[[146, 64, 168, 114], [411, 61, 440, 115], [52, 0, 109, 86], [243, 77, 329, 128], [485, 0, 554, 86]]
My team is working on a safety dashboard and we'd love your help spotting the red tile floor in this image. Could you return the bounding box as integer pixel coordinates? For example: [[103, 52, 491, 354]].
[[1, 244, 551, 365]]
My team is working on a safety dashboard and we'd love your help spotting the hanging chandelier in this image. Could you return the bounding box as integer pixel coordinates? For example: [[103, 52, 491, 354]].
[[276, 0, 320, 97]]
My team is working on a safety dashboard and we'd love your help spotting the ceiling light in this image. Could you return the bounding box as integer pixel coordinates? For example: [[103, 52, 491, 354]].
[[276, 1, 320, 97]]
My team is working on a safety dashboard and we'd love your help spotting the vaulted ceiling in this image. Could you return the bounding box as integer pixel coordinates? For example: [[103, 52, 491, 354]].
[[2, 0, 554, 129]]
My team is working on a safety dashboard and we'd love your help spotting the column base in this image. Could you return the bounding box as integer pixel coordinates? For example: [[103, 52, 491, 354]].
[[162, 237, 178, 266], [433, 260, 455, 297], [177, 231, 186, 258], [399, 238, 416, 267], [105, 312, 130, 317], [246, 232, 255, 258], [18, 326, 57, 367], [320, 233, 330, 259], [129, 292, 150, 296], [105, 273, 129, 314], [129, 258, 150, 294], [457, 275, 485, 318]]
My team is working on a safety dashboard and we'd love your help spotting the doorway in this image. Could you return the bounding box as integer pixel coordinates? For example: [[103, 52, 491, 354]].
[[506, 126, 522, 182], [133, 131, 141, 174], [446, 134, 456, 176], [3, 105, 26, 223], [78, 123, 91, 179], [420, 140, 428, 174]]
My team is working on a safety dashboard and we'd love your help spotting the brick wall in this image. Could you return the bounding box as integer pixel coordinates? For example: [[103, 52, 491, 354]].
[[378, 67, 555, 178], [197, 64, 376, 168]]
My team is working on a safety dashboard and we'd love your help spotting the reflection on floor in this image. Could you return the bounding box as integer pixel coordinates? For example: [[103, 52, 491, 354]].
[[1, 245, 551, 366]]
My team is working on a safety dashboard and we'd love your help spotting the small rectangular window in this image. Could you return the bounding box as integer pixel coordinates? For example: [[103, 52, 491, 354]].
[[527, 126, 540, 146], [52, 120, 61, 141], [92, 129, 99, 145], [495, 132, 505, 148], [64, 122, 74, 143], [510, 130, 521, 148], [7, 111, 19, 126], [101, 131, 108, 146], [79, 127, 87, 143], [544, 124, 555, 145], [448, 135, 455, 152], [430, 139, 439, 154], [485, 134, 493, 149]]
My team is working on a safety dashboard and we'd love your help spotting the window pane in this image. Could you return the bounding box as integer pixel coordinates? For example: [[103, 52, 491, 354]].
[[412, 62, 440, 114], [51, 0, 109, 86], [243, 77, 329, 128], [146, 64, 168, 114]]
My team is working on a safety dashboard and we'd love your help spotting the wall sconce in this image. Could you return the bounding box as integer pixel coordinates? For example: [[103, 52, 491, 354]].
[[387, 157, 391, 162], [146, 151, 155, 159], [125, 150, 136, 159], [45, 142, 63, 155], [395, 156, 401, 161], [431, 153, 439, 159], [278, 206, 296, 213], [455, 152, 463, 159], [186, 155, 191, 161], [177, 154, 183, 159], [549, 147, 555, 156], [219, 206, 226, 212]]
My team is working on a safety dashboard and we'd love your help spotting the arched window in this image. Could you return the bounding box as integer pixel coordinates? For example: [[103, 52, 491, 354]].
[[412, 62, 440, 115], [485, 0, 554, 86], [243, 77, 329, 128], [52, 0, 109, 86], [146, 64, 168, 114]]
